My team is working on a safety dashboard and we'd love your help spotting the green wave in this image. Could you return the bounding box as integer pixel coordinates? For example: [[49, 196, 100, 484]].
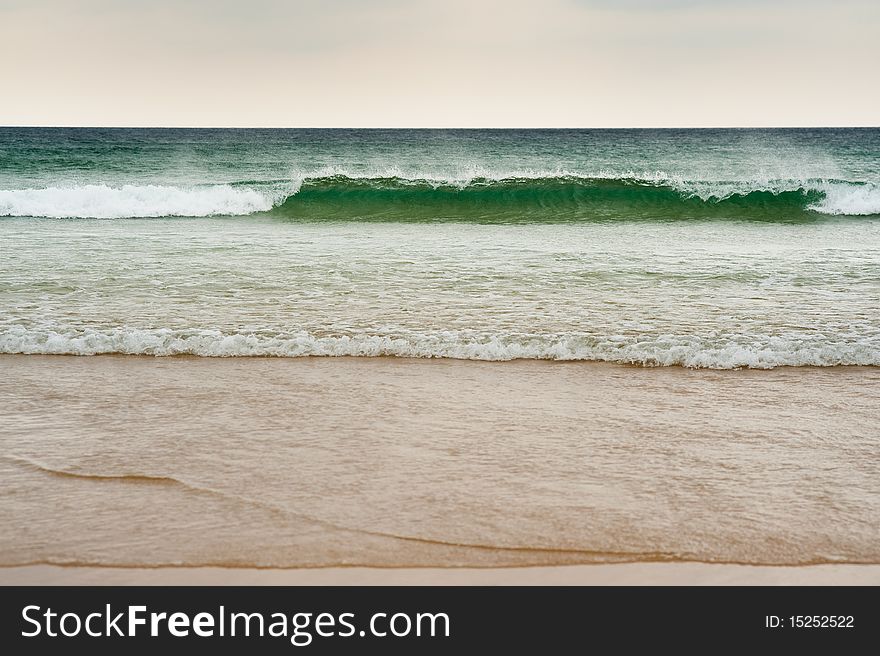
[[265, 176, 874, 223]]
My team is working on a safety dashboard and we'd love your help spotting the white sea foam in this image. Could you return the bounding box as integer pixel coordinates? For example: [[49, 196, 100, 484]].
[[807, 182, 880, 215], [1, 327, 877, 369], [0, 184, 283, 219]]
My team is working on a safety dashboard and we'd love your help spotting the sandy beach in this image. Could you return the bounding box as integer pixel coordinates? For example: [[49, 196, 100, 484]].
[[1, 355, 877, 581]]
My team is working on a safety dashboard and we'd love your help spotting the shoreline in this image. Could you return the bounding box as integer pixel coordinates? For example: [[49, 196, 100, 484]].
[[4, 352, 880, 368], [3, 564, 879, 586]]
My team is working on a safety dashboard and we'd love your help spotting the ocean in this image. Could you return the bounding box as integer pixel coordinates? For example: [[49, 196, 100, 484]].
[[1, 128, 879, 570], [1, 127, 879, 368]]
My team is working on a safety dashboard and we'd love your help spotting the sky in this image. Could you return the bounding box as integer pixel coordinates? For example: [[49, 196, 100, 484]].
[[1, 0, 877, 127]]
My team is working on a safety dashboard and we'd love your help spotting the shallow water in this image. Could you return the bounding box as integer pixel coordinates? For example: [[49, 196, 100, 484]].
[[1, 217, 878, 367]]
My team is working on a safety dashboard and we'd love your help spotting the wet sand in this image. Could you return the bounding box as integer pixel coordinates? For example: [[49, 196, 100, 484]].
[[1, 355, 878, 579], [3, 563, 880, 586]]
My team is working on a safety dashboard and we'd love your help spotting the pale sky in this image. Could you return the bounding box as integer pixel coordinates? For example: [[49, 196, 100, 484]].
[[1, 0, 877, 127]]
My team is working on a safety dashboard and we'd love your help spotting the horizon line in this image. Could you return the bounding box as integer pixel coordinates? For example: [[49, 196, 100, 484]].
[[1, 125, 878, 130]]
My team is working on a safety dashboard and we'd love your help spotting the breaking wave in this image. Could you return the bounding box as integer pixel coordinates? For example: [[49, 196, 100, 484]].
[[1, 173, 878, 220], [1, 327, 877, 369], [0, 183, 282, 219]]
